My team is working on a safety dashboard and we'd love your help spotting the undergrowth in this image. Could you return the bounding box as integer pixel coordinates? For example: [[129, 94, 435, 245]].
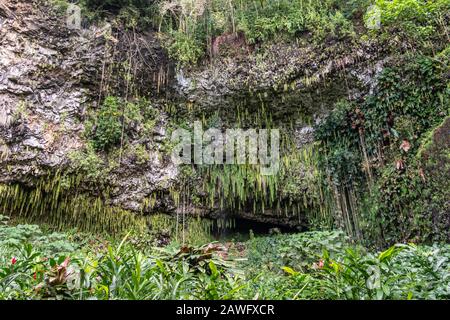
[[1, 218, 448, 300]]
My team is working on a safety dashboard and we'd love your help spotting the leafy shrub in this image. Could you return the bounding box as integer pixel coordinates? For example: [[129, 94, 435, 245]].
[[157, 0, 357, 64], [92, 96, 123, 151], [81, 0, 157, 22], [374, 0, 449, 25], [88, 96, 160, 151], [0, 221, 77, 256]]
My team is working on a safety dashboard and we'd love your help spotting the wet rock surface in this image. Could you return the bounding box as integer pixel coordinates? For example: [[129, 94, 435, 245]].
[[174, 38, 390, 113], [0, 0, 394, 228]]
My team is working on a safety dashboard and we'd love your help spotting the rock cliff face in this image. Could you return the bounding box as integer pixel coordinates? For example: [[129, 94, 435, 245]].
[[0, 0, 391, 228], [174, 38, 388, 112]]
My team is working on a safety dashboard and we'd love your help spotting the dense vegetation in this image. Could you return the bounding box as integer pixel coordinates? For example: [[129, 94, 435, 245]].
[[0, 0, 448, 300], [1, 216, 448, 300]]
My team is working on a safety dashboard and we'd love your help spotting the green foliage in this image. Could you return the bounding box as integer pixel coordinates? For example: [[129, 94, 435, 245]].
[[0, 222, 243, 300], [244, 231, 347, 273], [50, 0, 70, 13], [69, 143, 107, 181], [0, 216, 78, 256], [365, 116, 450, 244], [1, 225, 448, 300], [92, 96, 123, 151], [360, 57, 449, 244], [156, 0, 358, 64], [164, 30, 205, 66], [315, 101, 362, 186], [79, 0, 158, 25], [55, 0, 449, 65], [243, 232, 450, 300], [310, 243, 450, 299], [87, 96, 159, 156], [364, 56, 448, 145], [127, 144, 150, 165], [236, 0, 354, 43], [371, 0, 450, 39]]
